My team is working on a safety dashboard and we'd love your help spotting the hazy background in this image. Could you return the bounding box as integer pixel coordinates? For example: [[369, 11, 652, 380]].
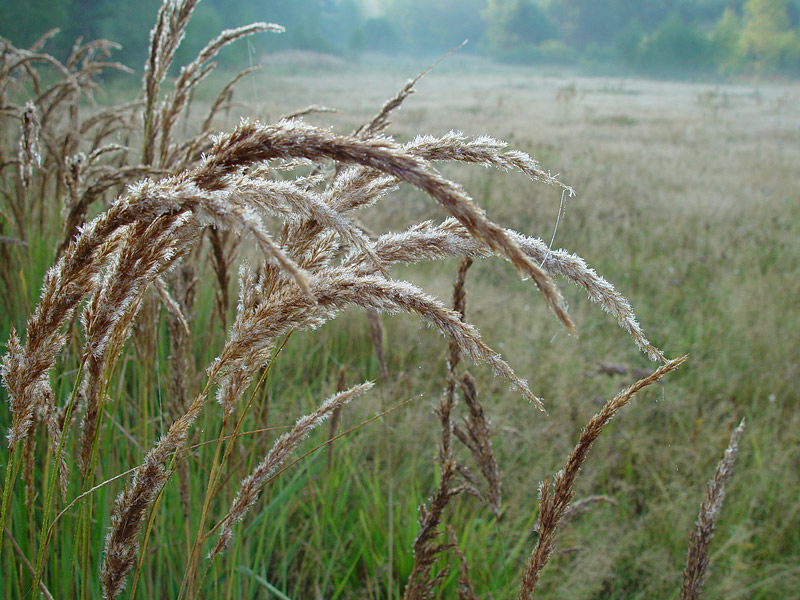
[[2, 0, 800, 80]]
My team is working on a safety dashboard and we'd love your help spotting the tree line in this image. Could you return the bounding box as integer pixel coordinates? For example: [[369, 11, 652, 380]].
[[2, 0, 799, 78]]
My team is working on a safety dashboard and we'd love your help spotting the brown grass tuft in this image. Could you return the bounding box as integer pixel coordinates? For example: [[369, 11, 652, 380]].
[[680, 418, 746, 600], [518, 355, 688, 598], [209, 381, 374, 560]]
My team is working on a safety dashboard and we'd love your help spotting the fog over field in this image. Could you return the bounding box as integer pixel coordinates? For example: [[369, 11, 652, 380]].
[[2, 0, 800, 79]]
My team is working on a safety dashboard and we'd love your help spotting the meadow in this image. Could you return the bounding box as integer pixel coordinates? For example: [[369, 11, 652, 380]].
[[1, 14, 799, 599], [240, 54, 800, 599]]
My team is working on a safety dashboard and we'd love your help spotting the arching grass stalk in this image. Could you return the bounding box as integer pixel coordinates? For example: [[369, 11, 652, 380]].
[[46, 426, 290, 542], [195, 393, 418, 588], [0, 443, 22, 551], [129, 449, 182, 600], [80, 354, 122, 600], [3, 525, 54, 600], [33, 360, 85, 595], [177, 331, 294, 600], [209, 333, 295, 501]]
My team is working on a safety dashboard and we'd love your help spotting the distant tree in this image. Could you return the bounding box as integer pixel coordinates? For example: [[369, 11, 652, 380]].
[[96, 0, 166, 69], [638, 13, 715, 74], [0, 0, 73, 56], [615, 17, 646, 69], [554, 0, 731, 48], [482, 0, 556, 51], [386, 0, 486, 55], [552, 0, 629, 49], [173, 2, 224, 66], [362, 17, 403, 53], [673, 0, 747, 25], [711, 6, 743, 72], [320, 0, 364, 53], [220, 0, 329, 54], [65, 0, 105, 42], [789, 0, 800, 23], [619, 0, 673, 32], [738, 0, 799, 72]]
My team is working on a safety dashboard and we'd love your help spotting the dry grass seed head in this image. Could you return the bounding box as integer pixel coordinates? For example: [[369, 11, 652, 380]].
[[77, 214, 198, 473], [357, 218, 663, 362], [210, 381, 374, 560], [680, 418, 746, 600], [518, 355, 688, 598], [0, 21, 682, 597], [453, 372, 503, 517], [193, 119, 573, 331], [17, 100, 41, 187], [157, 22, 282, 168]]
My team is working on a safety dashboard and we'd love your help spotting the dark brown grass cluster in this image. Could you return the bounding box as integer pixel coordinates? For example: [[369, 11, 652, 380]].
[[0, 2, 744, 598]]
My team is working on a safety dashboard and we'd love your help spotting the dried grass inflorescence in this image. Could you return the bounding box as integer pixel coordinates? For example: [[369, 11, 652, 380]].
[[0, 1, 726, 598], [518, 356, 688, 599], [680, 419, 746, 600], [209, 381, 374, 561]]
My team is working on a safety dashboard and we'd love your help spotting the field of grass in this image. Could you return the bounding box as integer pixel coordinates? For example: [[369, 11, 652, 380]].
[[1, 25, 799, 600], [231, 55, 800, 599]]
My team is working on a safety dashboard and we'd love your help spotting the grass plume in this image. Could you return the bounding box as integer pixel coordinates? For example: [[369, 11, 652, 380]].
[[680, 419, 746, 600], [518, 356, 688, 598]]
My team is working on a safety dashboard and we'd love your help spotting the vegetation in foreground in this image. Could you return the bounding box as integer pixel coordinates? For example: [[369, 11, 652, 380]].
[[2, 2, 799, 599]]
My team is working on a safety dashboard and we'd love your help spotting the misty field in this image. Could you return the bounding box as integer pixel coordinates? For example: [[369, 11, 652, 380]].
[[232, 55, 800, 599], [2, 27, 799, 600]]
